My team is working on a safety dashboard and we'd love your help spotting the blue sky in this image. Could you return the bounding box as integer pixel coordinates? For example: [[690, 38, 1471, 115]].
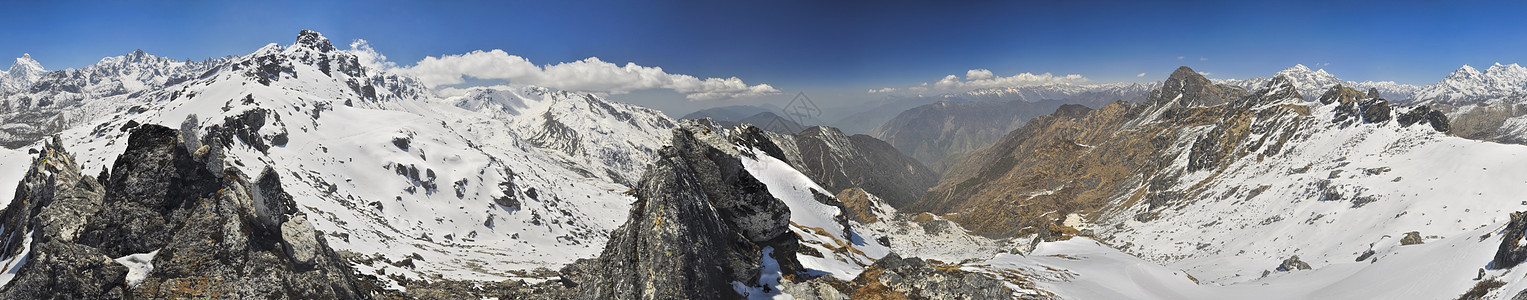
[[4, 0, 1527, 115]]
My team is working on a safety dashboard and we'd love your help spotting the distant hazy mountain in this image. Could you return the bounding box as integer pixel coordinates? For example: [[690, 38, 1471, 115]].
[[678, 104, 778, 122], [835, 82, 1156, 138]]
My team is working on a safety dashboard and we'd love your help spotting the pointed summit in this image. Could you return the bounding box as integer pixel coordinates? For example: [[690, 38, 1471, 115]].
[[295, 30, 336, 52], [1150, 66, 1241, 108], [1288, 64, 1311, 72], [8, 53, 43, 75], [126, 49, 150, 62], [1366, 88, 1380, 99], [1449, 64, 1482, 79]]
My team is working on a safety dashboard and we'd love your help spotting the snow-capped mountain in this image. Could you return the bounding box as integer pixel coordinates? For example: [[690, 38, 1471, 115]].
[[0, 54, 45, 94], [444, 86, 675, 186], [0, 50, 228, 147], [0, 30, 681, 293], [0, 30, 1002, 298], [1410, 63, 1527, 105], [1215, 64, 1421, 101], [896, 67, 1527, 299]]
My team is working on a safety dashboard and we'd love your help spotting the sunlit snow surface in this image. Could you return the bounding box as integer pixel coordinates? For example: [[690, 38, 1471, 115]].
[[115, 250, 160, 288], [739, 147, 889, 281], [0, 148, 27, 208], [3, 40, 671, 287]]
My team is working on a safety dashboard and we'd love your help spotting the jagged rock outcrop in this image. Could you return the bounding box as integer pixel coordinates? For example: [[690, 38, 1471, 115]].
[[1400, 231, 1424, 245], [1494, 211, 1527, 268], [567, 122, 804, 299], [1319, 84, 1367, 105], [847, 253, 1010, 299], [1276, 255, 1312, 272], [1396, 105, 1452, 133], [735, 125, 937, 208], [0, 125, 364, 298]]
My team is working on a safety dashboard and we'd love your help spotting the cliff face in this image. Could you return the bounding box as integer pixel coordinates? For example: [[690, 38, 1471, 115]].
[[0, 125, 364, 298]]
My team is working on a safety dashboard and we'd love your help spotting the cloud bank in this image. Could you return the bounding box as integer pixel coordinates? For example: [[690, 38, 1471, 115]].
[[401, 49, 778, 101], [871, 68, 1088, 94]]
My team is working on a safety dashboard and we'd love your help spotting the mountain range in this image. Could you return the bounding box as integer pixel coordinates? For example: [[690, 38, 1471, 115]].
[[5, 30, 1527, 299]]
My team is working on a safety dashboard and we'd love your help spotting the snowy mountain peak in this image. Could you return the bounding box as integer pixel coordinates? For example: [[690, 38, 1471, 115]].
[[1411, 62, 1527, 104], [1450, 64, 1482, 79], [1215, 64, 1419, 102], [7, 53, 43, 75], [1486, 62, 1527, 77], [294, 29, 336, 53], [126, 49, 149, 62]]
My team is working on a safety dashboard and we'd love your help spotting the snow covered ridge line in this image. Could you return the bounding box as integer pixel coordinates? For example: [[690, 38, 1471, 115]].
[[1213, 64, 1421, 102], [0, 29, 694, 298], [908, 66, 1527, 299], [0, 48, 231, 148], [1410, 62, 1527, 105]]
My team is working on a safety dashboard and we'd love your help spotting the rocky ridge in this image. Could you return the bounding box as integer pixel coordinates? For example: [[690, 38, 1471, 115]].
[[0, 125, 364, 298]]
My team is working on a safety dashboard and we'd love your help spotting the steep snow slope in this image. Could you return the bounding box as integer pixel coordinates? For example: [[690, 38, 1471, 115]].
[[4, 30, 675, 289], [0, 147, 24, 207], [1092, 104, 1527, 284], [445, 86, 675, 186], [738, 146, 890, 280]]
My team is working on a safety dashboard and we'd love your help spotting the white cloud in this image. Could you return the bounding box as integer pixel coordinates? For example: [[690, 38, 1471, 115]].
[[401, 49, 778, 101], [965, 69, 995, 81], [932, 70, 1087, 90], [1199, 57, 1208, 61], [1198, 71, 1213, 76], [1177, 56, 1185, 60], [867, 69, 1087, 94], [347, 39, 394, 71], [1137, 72, 1147, 78]]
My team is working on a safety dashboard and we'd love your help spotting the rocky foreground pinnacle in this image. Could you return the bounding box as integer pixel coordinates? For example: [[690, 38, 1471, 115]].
[[0, 124, 365, 298]]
